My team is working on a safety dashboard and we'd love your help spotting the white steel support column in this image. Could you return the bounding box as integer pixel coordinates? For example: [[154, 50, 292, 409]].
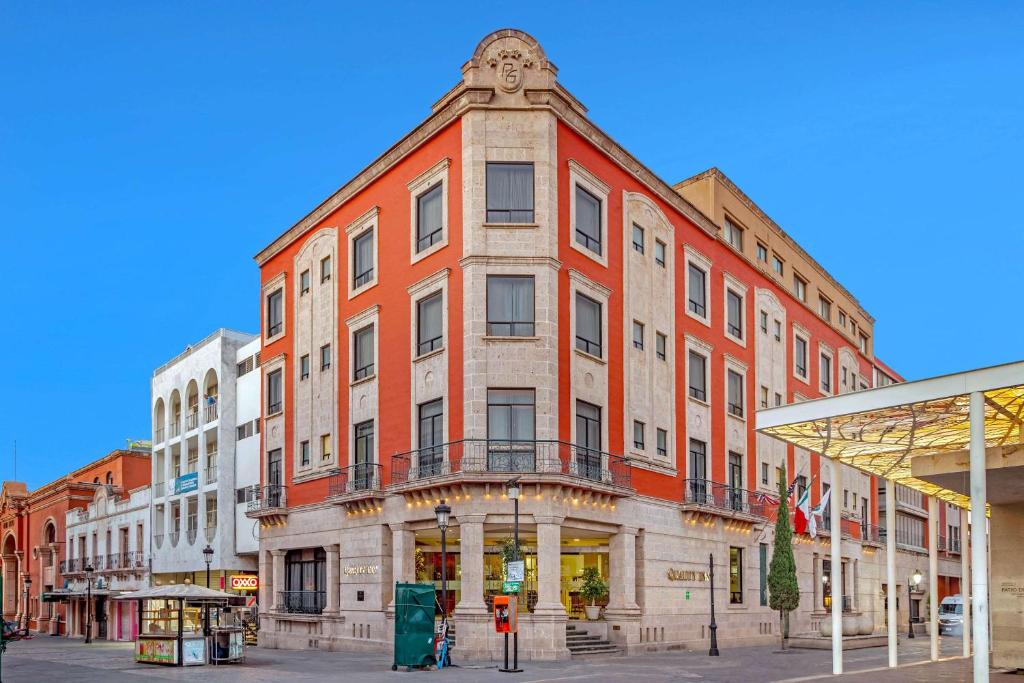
[[928, 496, 939, 661], [960, 506, 971, 658], [886, 478, 898, 668], [830, 457, 843, 674], [969, 391, 989, 683]]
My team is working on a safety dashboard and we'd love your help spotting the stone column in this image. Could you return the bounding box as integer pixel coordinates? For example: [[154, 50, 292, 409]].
[[324, 544, 341, 615], [532, 516, 569, 660], [605, 525, 641, 653], [270, 549, 286, 611], [387, 523, 416, 609], [453, 515, 488, 659]]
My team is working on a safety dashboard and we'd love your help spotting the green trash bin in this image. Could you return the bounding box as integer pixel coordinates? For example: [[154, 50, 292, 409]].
[[393, 582, 437, 670]]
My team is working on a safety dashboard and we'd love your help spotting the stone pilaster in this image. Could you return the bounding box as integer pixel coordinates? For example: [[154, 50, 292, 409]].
[[532, 516, 569, 660], [605, 526, 641, 652], [324, 543, 341, 615], [270, 549, 286, 611], [453, 514, 489, 659]]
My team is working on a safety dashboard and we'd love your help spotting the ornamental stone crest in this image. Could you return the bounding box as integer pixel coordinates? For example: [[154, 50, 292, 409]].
[[488, 48, 533, 93]]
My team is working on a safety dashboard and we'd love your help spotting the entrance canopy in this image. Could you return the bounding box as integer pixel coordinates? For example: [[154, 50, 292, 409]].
[[756, 360, 1024, 510]]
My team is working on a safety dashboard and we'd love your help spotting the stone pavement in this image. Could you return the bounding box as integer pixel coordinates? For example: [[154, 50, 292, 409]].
[[1, 634, 1013, 682]]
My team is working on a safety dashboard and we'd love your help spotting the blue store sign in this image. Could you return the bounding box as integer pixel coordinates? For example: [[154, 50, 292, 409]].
[[174, 472, 199, 495]]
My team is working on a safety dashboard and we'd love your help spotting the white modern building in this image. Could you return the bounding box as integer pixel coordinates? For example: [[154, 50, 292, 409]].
[[150, 329, 260, 591], [63, 484, 151, 641]]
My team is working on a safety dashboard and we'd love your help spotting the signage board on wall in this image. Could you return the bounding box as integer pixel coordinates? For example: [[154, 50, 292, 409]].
[[505, 560, 525, 582], [230, 575, 259, 591], [174, 472, 199, 495]]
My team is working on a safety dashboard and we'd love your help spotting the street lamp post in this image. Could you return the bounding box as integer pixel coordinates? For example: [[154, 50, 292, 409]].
[[202, 545, 214, 636], [23, 576, 32, 632], [84, 564, 94, 644], [708, 553, 719, 656], [502, 478, 522, 673], [434, 500, 451, 623], [908, 569, 923, 639]]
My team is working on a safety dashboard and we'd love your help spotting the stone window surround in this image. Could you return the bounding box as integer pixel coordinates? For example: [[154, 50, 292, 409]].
[[818, 341, 835, 396], [408, 158, 450, 265], [568, 269, 611, 455], [567, 159, 610, 267], [683, 244, 712, 328], [722, 271, 748, 349], [263, 272, 287, 345], [346, 206, 380, 300], [264, 353, 286, 418], [344, 304, 380, 470], [723, 353, 748, 424], [684, 334, 714, 407], [792, 323, 811, 385], [481, 148, 540, 229], [407, 269, 450, 452]]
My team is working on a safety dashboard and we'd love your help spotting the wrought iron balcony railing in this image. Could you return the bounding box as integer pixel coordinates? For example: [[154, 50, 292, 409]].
[[328, 463, 382, 496], [391, 439, 632, 489], [247, 485, 287, 513], [682, 478, 767, 517], [278, 590, 326, 615], [860, 522, 883, 543]]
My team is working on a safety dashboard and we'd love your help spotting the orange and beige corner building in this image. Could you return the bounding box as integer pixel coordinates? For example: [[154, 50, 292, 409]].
[[246, 29, 962, 659]]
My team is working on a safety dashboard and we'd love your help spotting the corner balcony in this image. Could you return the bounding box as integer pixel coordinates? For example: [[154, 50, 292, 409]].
[[246, 485, 288, 526], [681, 479, 769, 526], [326, 463, 385, 512], [389, 439, 633, 502]]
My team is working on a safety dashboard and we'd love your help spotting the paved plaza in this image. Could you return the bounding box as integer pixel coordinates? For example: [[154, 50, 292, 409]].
[[3, 634, 1017, 682]]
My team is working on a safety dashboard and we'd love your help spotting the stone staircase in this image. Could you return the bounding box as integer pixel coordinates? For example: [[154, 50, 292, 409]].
[[566, 622, 621, 657]]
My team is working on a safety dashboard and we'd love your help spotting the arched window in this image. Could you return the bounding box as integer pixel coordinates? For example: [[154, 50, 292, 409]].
[[105, 471, 113, 485], [93, 477, 100, 484]]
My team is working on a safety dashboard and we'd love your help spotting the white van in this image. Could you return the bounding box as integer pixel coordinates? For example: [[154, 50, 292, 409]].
[[938, 595, 966, 636]]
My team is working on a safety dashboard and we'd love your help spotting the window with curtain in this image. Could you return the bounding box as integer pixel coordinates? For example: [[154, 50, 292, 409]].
[[417, 292, 443, 355], [688, 350, 706, 401], [416, 183, 444, 252], [418, 400, 444, 477], [354, 325, 375, 380], [574, 185, 601, 254], [575, 400, 602, 480], [353, 229, 374, 288], [688, 263, 707, 317], [688, 439, 707, 498], [795, 336, 808, 378], [267, 369, 282, 414], [575, 293, 601, 357], [267, 289, 283, 337], [486, 276, 535, 336], [727, 289, 743, 339], [727, 369, 744, 417], [284, 548, 326, 614], [486, 389, 535, 472], [486, 163, 534, 223], [632, 224, 645, 254]]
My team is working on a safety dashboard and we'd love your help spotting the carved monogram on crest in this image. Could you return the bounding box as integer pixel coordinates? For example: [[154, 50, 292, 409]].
[[487, 47, 533, 93]]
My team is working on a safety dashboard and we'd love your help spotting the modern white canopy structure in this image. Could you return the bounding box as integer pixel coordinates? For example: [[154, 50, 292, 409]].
[[757, 360, 1024, 682]]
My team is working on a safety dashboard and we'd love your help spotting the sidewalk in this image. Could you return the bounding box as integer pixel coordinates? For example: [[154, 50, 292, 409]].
[[0, 634, 1001, 682]]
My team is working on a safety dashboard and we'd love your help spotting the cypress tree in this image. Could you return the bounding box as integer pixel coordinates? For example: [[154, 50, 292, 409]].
[[768, 464, 800, 649]]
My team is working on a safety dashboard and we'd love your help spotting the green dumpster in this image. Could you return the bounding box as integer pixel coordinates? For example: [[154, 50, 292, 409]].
[[392, 582, 437, 670]]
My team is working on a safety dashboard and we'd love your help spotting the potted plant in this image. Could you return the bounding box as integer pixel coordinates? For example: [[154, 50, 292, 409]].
[[579, 567, 608, 620]]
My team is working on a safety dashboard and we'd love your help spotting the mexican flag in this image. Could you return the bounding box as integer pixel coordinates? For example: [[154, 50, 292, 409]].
[[794, 487, 812, 536]]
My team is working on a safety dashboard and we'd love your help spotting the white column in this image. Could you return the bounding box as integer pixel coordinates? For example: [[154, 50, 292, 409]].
[[886, 479, 898, 668], [453, 515, 487, 615], [324, 544, 340, 615], [960, 506, 971, 658], [606, 526, 640, 613], [830, 457, 843, 674], [969, 391, 989, 683], [928, 496, 939, 661], [387, 523, 415, 613]]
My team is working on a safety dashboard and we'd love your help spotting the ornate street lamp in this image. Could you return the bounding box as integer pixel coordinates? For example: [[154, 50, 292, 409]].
[[23, 576, 32, 631], [84, 564, 94, 644], [908, 568, 923, 638], [202, 544, 215, 636], [434, 500, 451, 622], [708, 553, 719, 656]]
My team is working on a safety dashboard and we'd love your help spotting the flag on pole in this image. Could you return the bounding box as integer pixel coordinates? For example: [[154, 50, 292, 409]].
[[794, 487, 812, 535], [809, 487, 832, 539]]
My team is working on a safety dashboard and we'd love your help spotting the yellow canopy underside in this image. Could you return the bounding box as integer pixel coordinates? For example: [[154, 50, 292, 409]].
[[759, 385, 1024, 511]]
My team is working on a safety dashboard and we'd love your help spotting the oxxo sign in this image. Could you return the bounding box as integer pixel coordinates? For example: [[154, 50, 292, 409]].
[[230, 575, 259, 591]]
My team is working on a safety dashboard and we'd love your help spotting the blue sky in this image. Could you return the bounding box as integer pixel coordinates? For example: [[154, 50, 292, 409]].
[[3, 2, 1022, 489]]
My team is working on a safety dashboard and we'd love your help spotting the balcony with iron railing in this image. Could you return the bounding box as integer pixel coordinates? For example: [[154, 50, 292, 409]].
[[277, 590, 326, 615], [390, 440, 632, 494], [169, 420, 181, 439], [155, 426, 165, 443], [681, 479, 768, 520], [205, 464, 218, 485], [169, 531, 180, 547], [105, 553, 121, 571], [937, 534, 962, 554], [125, 550, 146, 569], [204, 403, 218, 423], [327, 463, 384, 506], [860, 522, 884, 546], [186, 411, 200, 432], [246, 485, 288, 524]]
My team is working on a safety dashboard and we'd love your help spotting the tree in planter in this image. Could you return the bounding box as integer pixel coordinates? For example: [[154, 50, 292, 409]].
[[579, 567, 609, 620], [768, 464, 800, 650]]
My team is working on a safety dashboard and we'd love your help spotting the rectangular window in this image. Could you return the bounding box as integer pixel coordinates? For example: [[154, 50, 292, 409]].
[[353, 421, 373, 465], [267, 289, 283, 337], [417, 292, 443, 355], [575, 400, 602, 480], [655, 332, 667, 360], [759, 543, 769, 606], [416, 183, 444, 252], [688, 351, 707, 401], [574, 185, 602, 254], [859, 333, 869, 354], [772, 255, 784, 275], [724, 217, 743, 250], [632, 321, 644, 350], [486, 275, 535, 336], [300, 354, 310, 380], [321, 433, 333, 462], [795, 336, 808, 379], [267, 369, 282, 414], [838, 310, 847, 327], [687, 263, 707, 317], [486, 389, 536, 472], [760, 385, 769, 408], [761, 462, 769, 485], [575, 293, 602, 357], [236, 356, 254, 377], [727, 369, 744, 418], [775, 466, 784, 488], [417, 399, 444, 477], [793, 274, 807, 301], [773, 319, 782, 342], [300, 440, 310, 466], [654, 240, 666, 267], [300, 270, 310, 295], [756, 242, 768, 262], [320, 255, 332, 283], [820, 353, 832, 392], [353, 325, 375, 380], [632, 223, 645, 254], [320, 344, 331, 371], [656, 428, 667, 456], [689, 439, 707, 480], [730, 546, 743, 604], [842, 366, 848, 387], [633, 420, 645, 450], [760, 310, 768, 333], [819, 296, 832, 320], [353, 230, 374, 288], [727, 290, 743, 339], [775, 392, 782, 407], [796, 475, 807, 499], [486, 162, 534, 223]]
